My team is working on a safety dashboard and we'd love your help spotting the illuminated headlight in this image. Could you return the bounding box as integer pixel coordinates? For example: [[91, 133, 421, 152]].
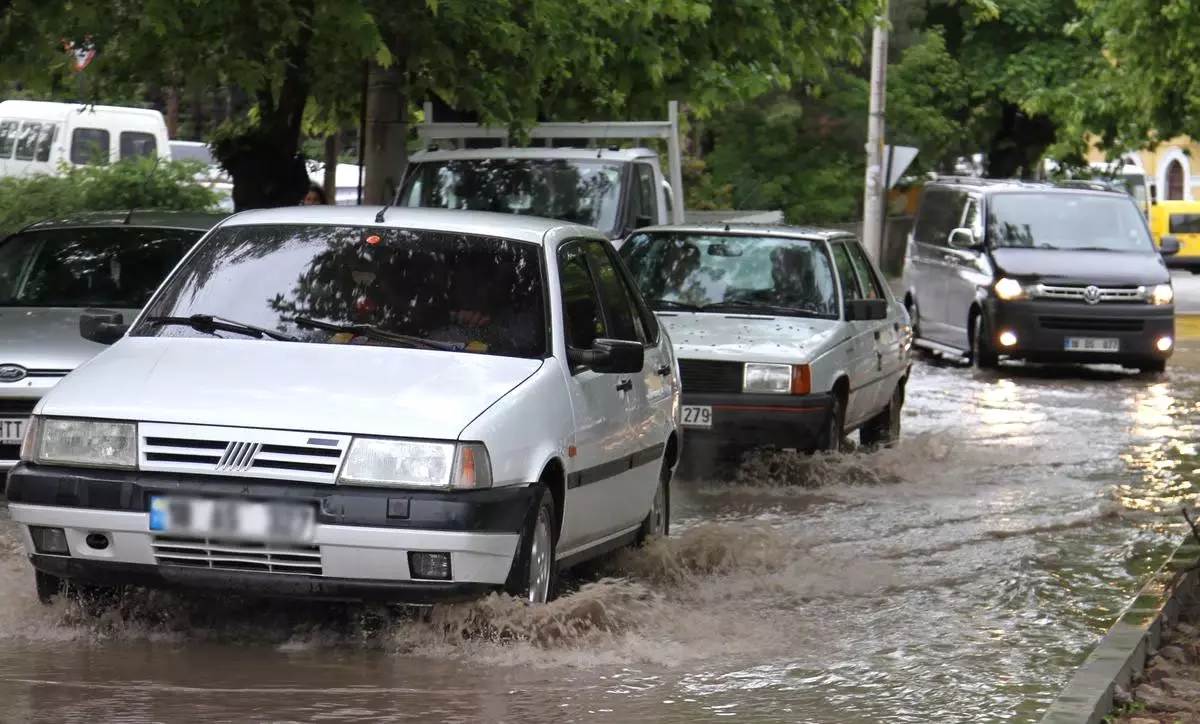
[[28, 417, 138, 469], [1148, 283, 1174, 305], [743, 363, 792, 394], [993, 277, 1025, 300], [338, 438, 493, 490]]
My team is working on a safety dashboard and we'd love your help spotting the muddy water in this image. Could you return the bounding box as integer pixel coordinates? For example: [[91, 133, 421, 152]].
[[3, 351, 1200, 723]]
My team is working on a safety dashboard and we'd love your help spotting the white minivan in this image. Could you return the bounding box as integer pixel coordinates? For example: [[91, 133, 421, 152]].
[[0, 100, 171, 177]]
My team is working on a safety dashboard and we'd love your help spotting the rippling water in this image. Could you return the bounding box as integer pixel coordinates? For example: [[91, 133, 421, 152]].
[[2, 349, 1198, 723]]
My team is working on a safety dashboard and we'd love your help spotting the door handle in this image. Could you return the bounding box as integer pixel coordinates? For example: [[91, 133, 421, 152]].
[[655, 364, 671, 376], [615, 379, 633, 392]]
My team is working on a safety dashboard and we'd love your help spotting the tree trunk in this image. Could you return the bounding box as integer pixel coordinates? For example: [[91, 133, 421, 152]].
[[363, 59, 408, 206], [165, 86, 180, 139], [323, 134, 340, 204]]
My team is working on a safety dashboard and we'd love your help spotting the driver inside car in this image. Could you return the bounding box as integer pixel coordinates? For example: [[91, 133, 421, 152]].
[[425, 251, 542, 356]]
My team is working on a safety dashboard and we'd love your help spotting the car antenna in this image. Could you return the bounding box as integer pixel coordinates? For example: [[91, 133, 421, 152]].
[[724, 223, 730, 232], [375, 205, 388, 223]]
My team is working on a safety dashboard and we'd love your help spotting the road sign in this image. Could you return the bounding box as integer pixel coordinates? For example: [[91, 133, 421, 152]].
[[61, 36, 96, 72], [885, 145, 919, 188]]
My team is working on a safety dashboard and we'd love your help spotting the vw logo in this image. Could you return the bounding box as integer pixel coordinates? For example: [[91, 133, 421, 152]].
[[1082, 286, 1101, 305], [0, 364, 27, 383]]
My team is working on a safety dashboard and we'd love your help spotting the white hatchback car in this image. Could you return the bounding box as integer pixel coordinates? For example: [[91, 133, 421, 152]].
[[616, 224, 912, 460], [4, 207, 681, 606]]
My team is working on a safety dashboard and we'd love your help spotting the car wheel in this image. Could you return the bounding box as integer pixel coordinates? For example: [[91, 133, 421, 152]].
[[817, 393, 846, 453], [971, 313, 999, 369], [860, 382, 904, 449], [636, 463, 671, 545], [1137, 359, 1167, 375], [505, 487, 558, 604]]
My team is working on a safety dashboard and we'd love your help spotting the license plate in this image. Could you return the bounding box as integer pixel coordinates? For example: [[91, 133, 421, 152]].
[[148, 495, 316, 543], [1064, 337, 1120, 352], [681, 405, 713, 428], [0, 417, 26, 445]]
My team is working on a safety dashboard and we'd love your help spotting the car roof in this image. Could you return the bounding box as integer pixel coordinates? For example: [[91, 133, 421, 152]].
[[408, 147, 657, 163], [19, 210, 229, 233], [926, 176, 1131, 197], [216, 205, 608, 246], [627, 222, 857, 242]]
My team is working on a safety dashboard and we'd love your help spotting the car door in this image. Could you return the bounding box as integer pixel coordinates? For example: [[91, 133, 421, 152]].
[[909, 186, 967, 344], [845, 239, 903, 413], [582, 240, 669, 528], [940, 194, 994, 350], [556, 241, 639, 552], [829, 240, 881, 429]]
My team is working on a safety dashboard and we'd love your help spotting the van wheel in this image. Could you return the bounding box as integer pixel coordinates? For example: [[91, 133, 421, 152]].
[[504, 487, 558, 604], [636, 463, 671, 545], [860, 382, 904, 449], [971, 313, 999, 369]]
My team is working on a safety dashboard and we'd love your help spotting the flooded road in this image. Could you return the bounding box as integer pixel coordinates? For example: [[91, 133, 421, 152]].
[[3, 347, 1200, 723]]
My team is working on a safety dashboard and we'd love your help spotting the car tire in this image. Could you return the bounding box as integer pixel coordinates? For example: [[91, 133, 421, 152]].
[[971, 313, 999, 369], [1137, 359, 1168, 375], [817, 393, 846, 453], [860, 381, 904, 449], [504, 486, 558, 604], [636, 462, 671, 546]]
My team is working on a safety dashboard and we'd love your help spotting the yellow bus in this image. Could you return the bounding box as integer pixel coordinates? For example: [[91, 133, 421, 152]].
[[1150, 199, 1200, 273]]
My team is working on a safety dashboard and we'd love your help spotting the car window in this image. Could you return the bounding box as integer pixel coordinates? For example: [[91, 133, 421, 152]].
[[0, 226, 202, 309], [14, 122, 48, 162], [913, 186, 967, 247], [582, 241, 643, 343], [829, 242, 864, 302], [963, 197, 984, 240], [845, 241, 885, 300], [619, 231, 839, 319], [0, 121, 16, 158], [120, 131, 157, 160], [558, 242, 606, 350], [629, 163, 657, 229], [133, 224, 549, 360], [1169, 214, 1200, 234], [71, 128, 110, 165], [987, 192, 1155, 252]]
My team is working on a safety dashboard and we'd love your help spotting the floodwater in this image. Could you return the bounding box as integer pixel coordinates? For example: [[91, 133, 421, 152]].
[[3, 348, 1200, 723]]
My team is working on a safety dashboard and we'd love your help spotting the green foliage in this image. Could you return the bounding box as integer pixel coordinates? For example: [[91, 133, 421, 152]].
[[0, 158, 221, 236]]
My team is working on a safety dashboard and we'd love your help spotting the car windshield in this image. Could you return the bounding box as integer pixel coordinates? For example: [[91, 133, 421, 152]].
[[987, 193, 1155, 251], [0, 226, 203, 308], [618, 232, 839, 319], [131, 224, 548, 359], [401, 159, 623, 235]]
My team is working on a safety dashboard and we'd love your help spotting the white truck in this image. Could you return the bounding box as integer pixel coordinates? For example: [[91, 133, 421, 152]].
[[0, 100, 171, 177]]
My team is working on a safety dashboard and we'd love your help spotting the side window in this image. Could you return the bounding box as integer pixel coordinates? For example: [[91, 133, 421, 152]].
[[120, 131, 157, 160], [558, 243, 606, 351], [963, 197, 984, 240], [0, 121, 18, 158], [14, 122, 44, 161], [582, 241, 642, 343], [663, 182, 674, 221], [913, 187, 967, 246], [830, 242, 864, 302], [71, 128, 110, 165], [846, 241, 886, 300], [633, 163, 657, 227], [34, 124, 57, 162]]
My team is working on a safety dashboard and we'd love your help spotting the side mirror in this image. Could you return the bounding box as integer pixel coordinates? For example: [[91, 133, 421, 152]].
[[80, 309, 129, 345], [1159, 235, 1182, 257], [947, 227, 978, 250], [568, 338, 645, 375], [845, 298, 889, 322]]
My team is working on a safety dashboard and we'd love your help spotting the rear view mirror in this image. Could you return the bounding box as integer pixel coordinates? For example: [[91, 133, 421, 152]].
[[80, 309, 129, 345], [1159, 235, 1181, 257], [948, 227, 978, 250], [845, 298, 889, 322], [568, 338, 644, 374]]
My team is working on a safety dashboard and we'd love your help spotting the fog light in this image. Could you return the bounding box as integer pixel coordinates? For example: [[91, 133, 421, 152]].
[[1157, 336, 1174, 352], [29, 526, 70, 555], [998, 330, 1018, 347], [409, 552, 451, 580], [85, 532, 110, 551]]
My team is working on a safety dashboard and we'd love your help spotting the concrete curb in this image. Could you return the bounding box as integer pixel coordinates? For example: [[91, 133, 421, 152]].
[[1038, 541, 1200, 723]]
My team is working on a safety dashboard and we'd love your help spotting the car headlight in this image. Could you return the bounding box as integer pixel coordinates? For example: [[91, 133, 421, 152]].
[[993, 277, 1025, 300], [743, 363, 793, 394], [338, 438, 493, 489], [1149, 283, 1174, 305], [29, 416, 138, 469]]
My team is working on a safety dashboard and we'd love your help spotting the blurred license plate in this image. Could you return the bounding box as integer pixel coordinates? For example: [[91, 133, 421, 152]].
[[148, 496, 316, 543], [0, 417, 25, 445], [1064, 337, 1119, 352], [681, 405, 712, 428]]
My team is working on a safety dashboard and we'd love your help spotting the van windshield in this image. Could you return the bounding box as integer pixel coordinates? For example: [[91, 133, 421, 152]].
[[987, 193, 1156, 252], [131, 224, 549, 359], [0, 226, 202, 308], [618, 232, 840, 319]]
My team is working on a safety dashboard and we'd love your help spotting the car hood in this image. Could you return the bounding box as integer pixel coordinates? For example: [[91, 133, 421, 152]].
[[990, 247, 1170, 286], [38, 338, 544, 441], [656, 312, 843, 363], [0, 306, 139, 371]]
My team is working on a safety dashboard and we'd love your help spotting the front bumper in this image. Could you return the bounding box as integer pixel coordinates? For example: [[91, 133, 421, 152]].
[[984, 299, 1174, 366], [5, 463, 535, 603], [679, 392, 832, 450]]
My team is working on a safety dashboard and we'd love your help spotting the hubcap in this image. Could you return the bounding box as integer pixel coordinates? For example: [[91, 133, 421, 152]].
[[527, 507, 553, 604]]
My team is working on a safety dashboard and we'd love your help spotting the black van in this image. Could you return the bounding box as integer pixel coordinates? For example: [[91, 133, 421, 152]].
[[901, 177, 1180, 373]]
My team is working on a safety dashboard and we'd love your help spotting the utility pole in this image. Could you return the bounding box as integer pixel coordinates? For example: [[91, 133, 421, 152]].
[[861, 2, 890, 264]]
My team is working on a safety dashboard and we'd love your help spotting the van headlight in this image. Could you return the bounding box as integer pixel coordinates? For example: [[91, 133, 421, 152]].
[[338, 438, 493, 490], [993, 277, 1026, 300], [1149, 283, 1174, 305], [28, 416, 138, 469]]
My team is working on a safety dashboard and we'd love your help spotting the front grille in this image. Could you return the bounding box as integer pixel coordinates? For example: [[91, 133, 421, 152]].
[[153, 536, 323, 575], [1039, 316, 1145, 333], [677, 359, 744, 394], [0, 399, 37, 415], [1032, 284, 1145, 303], [138, 422, 351, 485]]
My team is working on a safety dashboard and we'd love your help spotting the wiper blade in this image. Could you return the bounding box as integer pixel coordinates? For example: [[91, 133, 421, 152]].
[[290, 317, 455, 351], [143, 314, 298, 342], [647, 299, 705, 312], [702, 300, 821, 317]]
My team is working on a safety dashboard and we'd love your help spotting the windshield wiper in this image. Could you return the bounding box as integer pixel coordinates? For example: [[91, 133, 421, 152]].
[[142, 314, 298, 342], [702, 300, 823, 318], [289, 317, 456, 351], [647, 299, 705, 312]]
